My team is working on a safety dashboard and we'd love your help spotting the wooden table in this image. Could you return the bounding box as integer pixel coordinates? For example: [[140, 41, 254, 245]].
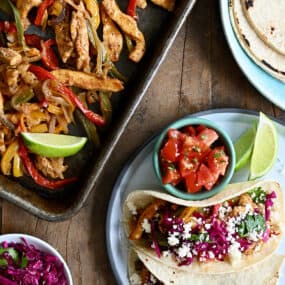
[[2, 1, 284, 284]]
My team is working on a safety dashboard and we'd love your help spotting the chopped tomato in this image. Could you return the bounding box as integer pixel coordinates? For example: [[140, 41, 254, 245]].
[[160, 138, 180, 162], [159, 124, 230, 194], [207, 146, 229, 176], [197, 128, 219, 147], [196, 125, 206, 133], [179, 156, 199, 177], [162, 165, 181, 186], [167, 129, 182, 140], [185, 171, 202, 193], [182, 126, 196, 137], [197, 164, 215, 190], [212, 203, 221, 216], [182, 136, 209, 161]]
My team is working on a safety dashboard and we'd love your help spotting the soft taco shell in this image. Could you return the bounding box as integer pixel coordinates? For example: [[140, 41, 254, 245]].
[[135, 248, 284, 285], [123, 180, 285, 274], [229, 0, 285, 82], [241, 0, 285, 56]]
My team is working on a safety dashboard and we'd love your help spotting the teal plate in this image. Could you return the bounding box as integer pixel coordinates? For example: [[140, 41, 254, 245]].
[[220, 0, 285, 110]]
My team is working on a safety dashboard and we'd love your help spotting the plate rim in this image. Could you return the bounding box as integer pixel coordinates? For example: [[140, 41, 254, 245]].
[[219, 0, 285, 110], [106, 107, 285, 284]]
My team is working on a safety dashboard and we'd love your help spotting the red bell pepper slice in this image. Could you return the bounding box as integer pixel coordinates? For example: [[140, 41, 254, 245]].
[[34, 0, 54, 26], [41, 39, 59, 70], [28, 65, 105, 126], [25, 34, 41, 49], [25, 35, 59, 70], [0, 21, 17, 33], [18, 140, 77, 189], [127, 0, 137, 18]]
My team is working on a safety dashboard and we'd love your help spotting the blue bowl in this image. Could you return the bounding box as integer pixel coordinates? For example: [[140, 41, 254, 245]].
[[153, 117, 236, 200]]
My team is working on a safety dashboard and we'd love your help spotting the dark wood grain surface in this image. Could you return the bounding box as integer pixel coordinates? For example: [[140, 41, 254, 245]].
[[1, 1, 284, 284]]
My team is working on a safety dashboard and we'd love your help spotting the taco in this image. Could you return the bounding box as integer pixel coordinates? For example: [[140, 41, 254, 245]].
[[123, 180, 285, 274], [132, 248, 284, 284], [229, 0, 285, 82], [128, 248, 163, 285]]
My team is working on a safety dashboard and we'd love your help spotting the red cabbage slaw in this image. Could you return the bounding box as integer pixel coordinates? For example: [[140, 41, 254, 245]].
[[0, 238, 68, 285]]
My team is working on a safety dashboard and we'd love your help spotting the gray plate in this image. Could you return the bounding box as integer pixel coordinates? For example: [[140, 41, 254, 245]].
[[106, 108, 285, 284], [0, 0, 196, 221]]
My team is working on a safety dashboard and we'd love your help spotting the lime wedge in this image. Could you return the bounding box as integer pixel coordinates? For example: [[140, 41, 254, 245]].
[[234, 124, 256, 171], [21, 133, 87, 157], [249, 113, 278, 180]]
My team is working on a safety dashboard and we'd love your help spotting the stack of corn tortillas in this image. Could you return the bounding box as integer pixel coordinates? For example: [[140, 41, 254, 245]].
[[229, 0, 285, 82]]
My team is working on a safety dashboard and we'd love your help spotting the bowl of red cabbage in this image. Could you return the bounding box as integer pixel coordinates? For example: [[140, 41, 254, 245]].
[[0, 234, 72, 285]]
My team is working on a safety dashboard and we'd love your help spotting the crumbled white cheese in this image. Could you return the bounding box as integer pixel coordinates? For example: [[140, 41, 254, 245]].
[[228, 242, 241, 263], [205, 223, 211, 230], [177, 244, 191, 258], [208, 251, 215, 259], [127, 201, 137, 215], [248, 230, 262, 242], [183, 222, 192, 239], [226, 217, 237, 235], [130, 273, 142, 284], [218, 206, 227, 219], [141, 219, 151, 233], [168, 234, 180, 246]]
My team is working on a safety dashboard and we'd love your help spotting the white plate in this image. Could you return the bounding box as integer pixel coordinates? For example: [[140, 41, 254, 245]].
[[106, 109, 285, 284], [220, 0, 285, 110]]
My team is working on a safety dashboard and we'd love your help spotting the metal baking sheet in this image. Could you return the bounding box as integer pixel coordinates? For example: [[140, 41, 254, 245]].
[[0, 0, 196, 221]]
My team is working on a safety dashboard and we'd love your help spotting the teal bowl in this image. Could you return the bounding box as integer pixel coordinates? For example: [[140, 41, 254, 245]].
[[153, 117, 236, 200]]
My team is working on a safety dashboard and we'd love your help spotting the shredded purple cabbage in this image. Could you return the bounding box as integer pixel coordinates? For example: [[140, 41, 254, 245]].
[[265, 191, 277, 221], [150, 220, 161, 258], [0, 238, 68, 285]]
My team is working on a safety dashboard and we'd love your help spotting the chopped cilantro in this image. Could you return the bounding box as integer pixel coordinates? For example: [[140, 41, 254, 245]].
[[248, 187, 266, 204], [21, 256, 28, 268], [0, 246, 28, 269], [214, 151, 225, 159], [192, 146, 200, 153], [192, 158, 198, 164], [188, 233, 210, 242], [237, 214, 266, 237], [201, 135, 207, 140], [168, 164, 176, 171], [214, 152, 221, 158], [0, 258, 7, 266], [184, 151, 189, 158]]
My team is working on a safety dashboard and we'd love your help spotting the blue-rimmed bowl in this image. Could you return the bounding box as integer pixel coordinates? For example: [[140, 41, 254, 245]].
[[153, 117, 236, 200]]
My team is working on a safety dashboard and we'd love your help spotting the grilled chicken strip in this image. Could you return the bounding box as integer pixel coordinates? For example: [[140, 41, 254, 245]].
[[55, 7, 74, 63], [16, 0, 42, 29], [101, 7, 123, 62], [0, 48, 22, 66], [151, 0, 175, 11], [35, 156, 68, 179], [70, 9, 90, 72], [102, 0, 145, 62], [51, 69, 124, 92]]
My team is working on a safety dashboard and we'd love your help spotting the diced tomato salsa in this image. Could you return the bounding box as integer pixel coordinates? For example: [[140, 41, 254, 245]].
[[159, 125, 230, 193]]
